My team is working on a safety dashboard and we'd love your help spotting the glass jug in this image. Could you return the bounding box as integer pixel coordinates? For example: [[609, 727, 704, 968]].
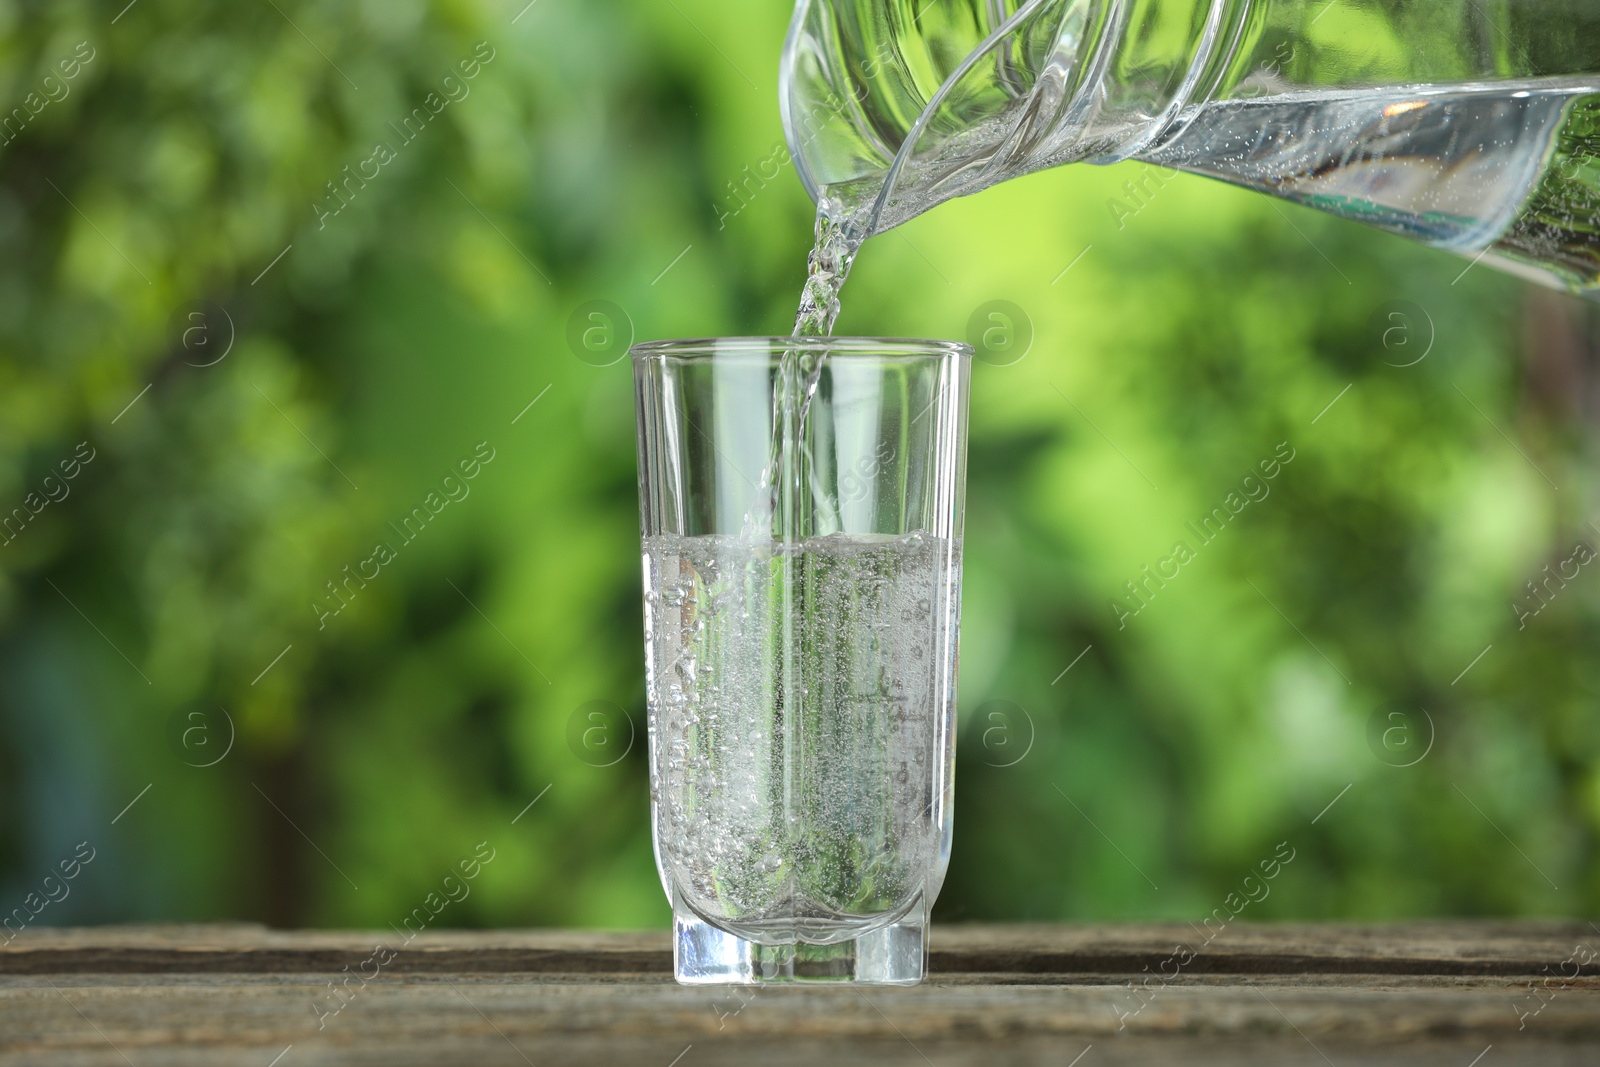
[[781, 0, 1600, 295]]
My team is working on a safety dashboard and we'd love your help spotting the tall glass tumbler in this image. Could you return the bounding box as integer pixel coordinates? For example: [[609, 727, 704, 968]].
[[632, 337, 970, 985]]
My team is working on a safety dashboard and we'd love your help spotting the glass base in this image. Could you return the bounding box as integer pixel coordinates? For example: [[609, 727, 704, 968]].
[[673, 912, 927, 985]]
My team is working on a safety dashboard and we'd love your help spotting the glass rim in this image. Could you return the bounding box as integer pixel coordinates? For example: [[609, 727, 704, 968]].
[[629, 336, 972, 362]]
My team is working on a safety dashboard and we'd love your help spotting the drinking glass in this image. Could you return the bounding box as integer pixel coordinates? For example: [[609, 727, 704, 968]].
[[632, 336, 970, 985]]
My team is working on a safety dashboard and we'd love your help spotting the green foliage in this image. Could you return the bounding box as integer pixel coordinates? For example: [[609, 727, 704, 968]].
[[0, 0, 1594, 931]]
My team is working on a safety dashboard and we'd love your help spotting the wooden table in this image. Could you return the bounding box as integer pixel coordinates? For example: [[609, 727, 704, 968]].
[[3, 923, 1597, 1065]]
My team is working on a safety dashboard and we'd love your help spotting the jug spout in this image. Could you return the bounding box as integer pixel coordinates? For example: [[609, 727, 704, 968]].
[[782, 0, 1600, 295]]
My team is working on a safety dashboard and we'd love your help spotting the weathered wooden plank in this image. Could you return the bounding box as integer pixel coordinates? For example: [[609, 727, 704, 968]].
[[3, 973, 1598, 1066], [1, 924, 1596, 1066], [3, 920, 1597, 976]]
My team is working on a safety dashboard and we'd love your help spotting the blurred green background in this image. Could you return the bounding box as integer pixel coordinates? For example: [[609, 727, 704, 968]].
[[1, 0, 1596, 933]]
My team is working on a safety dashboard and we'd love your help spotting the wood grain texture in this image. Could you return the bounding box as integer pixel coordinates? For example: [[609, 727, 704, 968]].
[[2, 923, 1597, 1066]]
